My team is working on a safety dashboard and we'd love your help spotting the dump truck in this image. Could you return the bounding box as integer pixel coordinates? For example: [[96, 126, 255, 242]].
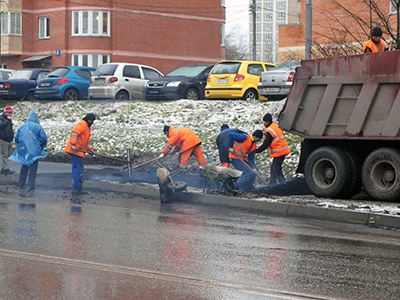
[[278, 51, 400, 202]]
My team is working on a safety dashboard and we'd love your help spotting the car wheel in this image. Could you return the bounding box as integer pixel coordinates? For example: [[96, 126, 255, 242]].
[[25, 91, 35, 101], [362, 148, 400, 201], [243, 89, 258, 100], [64, 89, 79, 100], [185, 88, 199, 100], [115, 90, 129, 100]]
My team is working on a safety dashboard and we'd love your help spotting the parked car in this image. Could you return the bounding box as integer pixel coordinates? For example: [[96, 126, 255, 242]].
[[143, 64, 214, 100], [0, 68, 15, 81], [88, 63, 163, 100], [258, 60, 301, 101], [205, 60, 275, 100], [35, 66, 96, 100], [0, 68, 49, 101]]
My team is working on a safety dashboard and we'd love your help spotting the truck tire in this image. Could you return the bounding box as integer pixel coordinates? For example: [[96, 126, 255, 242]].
[[362, 148, 400, 201], [339, 150, 362, 199], [304, 147, 351, 198]]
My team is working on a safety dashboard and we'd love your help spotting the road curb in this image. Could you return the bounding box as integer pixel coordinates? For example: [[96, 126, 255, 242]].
[[3, 174, 400, 230]]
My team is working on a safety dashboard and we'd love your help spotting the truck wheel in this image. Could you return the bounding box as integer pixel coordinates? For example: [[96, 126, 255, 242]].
[[339, 150, 362, 199], [242, 89, 258, 100], [362, 148, 400, 201], [304, 147, 351, 198]]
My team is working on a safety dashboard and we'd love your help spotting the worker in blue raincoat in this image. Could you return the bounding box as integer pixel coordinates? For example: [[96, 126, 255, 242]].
[[9, 110, 48, 196]]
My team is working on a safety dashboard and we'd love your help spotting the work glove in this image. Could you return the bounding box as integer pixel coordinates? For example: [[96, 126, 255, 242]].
[[158, 153, 165, 159], [228, 148, 234, 153]]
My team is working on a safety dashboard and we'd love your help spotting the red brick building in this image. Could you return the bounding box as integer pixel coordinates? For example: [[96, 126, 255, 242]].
[[278, 0, 394, 61], [0, 0, 225, 73]]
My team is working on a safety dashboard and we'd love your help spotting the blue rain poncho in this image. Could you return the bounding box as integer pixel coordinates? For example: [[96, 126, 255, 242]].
[[9, 110, 48, 166]]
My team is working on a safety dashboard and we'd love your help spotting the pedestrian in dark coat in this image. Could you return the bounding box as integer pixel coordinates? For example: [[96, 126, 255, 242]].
[[0, 106, 15, 175]]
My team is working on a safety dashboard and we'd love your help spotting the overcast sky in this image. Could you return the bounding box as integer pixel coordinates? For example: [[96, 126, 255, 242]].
[[226, 0, 249, 31]]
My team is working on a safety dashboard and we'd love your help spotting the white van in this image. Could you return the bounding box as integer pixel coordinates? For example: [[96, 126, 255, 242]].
[[88, 63, 163, 100]]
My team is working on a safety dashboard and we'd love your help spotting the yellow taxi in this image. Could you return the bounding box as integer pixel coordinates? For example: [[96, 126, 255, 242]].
[[205, 60, 275, 100]]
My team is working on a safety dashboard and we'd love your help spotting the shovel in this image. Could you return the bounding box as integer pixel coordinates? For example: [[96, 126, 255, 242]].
[[74, 148, 131, 163], [231, 152, 269, 186], [132, 157, 161, 169]]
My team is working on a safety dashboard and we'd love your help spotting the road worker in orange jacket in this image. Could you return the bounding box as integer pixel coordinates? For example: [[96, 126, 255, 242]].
[[65, 113, 95, 198], [228, 129, 263, 191], [159, 125, 207, 168], [363, 27, 387, 53], [256, 113, 290, 187]]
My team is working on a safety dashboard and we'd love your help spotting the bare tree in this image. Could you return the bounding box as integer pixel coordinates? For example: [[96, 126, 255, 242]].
[[311, 0, 399, 58], [224, 32, 250, 60]]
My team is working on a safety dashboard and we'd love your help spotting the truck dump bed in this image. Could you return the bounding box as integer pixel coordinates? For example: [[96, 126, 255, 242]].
[[279, 51, 400, 140]]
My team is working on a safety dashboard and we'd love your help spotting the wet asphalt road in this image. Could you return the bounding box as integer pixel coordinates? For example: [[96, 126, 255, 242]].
[[1, 193, 400, 300]]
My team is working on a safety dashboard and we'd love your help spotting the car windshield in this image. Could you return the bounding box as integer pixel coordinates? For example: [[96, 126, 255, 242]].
[[9, 70, 33, 80], [166, 65, 209, 77], [211, 62, 241, 74], [93, 64, 118, 76], [47, 68, 70, 77], [274, 61, 301, 71]]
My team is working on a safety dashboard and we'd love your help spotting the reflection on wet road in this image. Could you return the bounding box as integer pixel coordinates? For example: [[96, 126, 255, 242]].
[[0, 196, 399, 299]]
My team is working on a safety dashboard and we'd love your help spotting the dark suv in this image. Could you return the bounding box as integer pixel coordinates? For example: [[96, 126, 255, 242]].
[[144, 64, 214, 100]]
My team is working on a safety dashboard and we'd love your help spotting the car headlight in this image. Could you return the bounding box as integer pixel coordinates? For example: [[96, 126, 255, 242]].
[[166, 81, 181, 87]]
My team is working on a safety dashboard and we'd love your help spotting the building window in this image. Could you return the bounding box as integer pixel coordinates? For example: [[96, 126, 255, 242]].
[[0, 12, 22, 35], [72, 54, 110, 67], [277, 2, 286, 9], [221, 23, 225, 46], [265, 13, 273, 20], [278, 12, 286, 20], [265, 23, 273, 30], [265, 3, 273, 10], [265, 34, 273, 40], [39, 17, 50, 39], [72, 11, 110, 36]]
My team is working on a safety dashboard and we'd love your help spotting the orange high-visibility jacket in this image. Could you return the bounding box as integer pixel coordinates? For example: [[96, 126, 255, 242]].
[[64, 120, 92, 158], [362, 39, 386, 53], [228, 134, 256, 162], [162, 127, 202, 155], [265, 123, 290, 158]]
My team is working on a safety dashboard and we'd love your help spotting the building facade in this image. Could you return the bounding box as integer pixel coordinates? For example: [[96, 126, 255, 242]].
[[278, 0, 397, 61], [0, 0, 226, 73], [251, 0, 300, 63]]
